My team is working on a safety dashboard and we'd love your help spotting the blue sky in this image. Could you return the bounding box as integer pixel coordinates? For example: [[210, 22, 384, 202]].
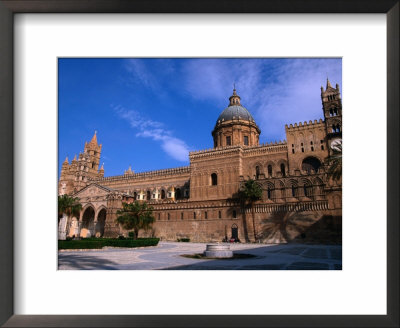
[[58, 58, 342, 177]]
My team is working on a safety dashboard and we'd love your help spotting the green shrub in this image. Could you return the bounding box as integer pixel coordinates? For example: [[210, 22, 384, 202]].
[[58, 238, 160, 250], [128, 231, 135, 239], [177, 238, 190, 242]]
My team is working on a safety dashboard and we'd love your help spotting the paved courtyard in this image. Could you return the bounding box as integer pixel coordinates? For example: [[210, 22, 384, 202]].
[[58, 242, 342, 270]]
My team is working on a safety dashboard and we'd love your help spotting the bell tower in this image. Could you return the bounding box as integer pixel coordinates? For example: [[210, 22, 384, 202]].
[[321, 79, 342, 150], [83, 131, 102, 174]]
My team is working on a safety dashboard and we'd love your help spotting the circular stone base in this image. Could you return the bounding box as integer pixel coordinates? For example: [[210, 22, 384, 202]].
[[203, 244, 233, 258]]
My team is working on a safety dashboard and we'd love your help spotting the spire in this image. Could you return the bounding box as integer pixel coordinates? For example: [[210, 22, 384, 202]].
[[100, 163, 104, 171], [72, 154, 77, 162], [63, 157, 69, 165], [89, 131, 98, 145], [326, 77, 332, 89]]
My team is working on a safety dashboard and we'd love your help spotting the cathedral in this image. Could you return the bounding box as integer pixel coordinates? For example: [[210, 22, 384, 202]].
[[58, 79, 342, 243]]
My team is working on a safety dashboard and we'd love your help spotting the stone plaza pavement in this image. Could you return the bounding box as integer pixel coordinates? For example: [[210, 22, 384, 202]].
[[58, 242, 342, 270]]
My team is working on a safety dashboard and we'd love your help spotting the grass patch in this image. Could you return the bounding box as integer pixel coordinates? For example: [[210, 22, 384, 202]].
[[181, 253, 256, 260], [58, 238, 160, 250]]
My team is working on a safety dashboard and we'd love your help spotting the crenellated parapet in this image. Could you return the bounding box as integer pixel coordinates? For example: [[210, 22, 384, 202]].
[[94, 166, 190, 182], [285, 119, 324, 131], [189, 145, 242, 160]]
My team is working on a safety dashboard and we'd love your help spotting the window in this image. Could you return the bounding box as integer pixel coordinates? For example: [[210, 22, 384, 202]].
[[218, 211, 222, 219], [244, 136, 249, 145], [226, 136, 231, 146], [167, 192, 172, 198], [146, 191, 151, 200], [280, 163, 286, 177], [301, 143, 303, 146], [301, 148, 304, 153], [311, 146, 314, 151], [255, 166, 260, 179], [175, 188, 181, 199], [291, 185, 297, 197], [158, 213, 160, 220], [193, 212, 196, 219], [267, 186, 271, 199], [211, 173, 218, 186], [321, 145, 325, 150], [161, 189, 165, 199], [232, 210, 237, 219], [133, 192, 137, 200], [205, 211, 208, 219], [310, 141, 313, 145], [292, 149, 295, 154], [304, 185, 313, 197], [181, 212, 183, 220], [302, 157, 322, 173], [268, 165, 272, 177], [167, 213, 170, 220]]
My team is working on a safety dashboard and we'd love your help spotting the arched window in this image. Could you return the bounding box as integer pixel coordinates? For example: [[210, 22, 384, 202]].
[[167, 213, 170, 220], [291, 185, 297, 197], [302, 157, 322, 174], [133, 192, 137, 200], [181, 212, 184, 220], [193, 212, 196, 219], [267, 186, 272, 199], [280, 163, 286, 177], [232, 210, 237, 219], [268, 165, 272, 177], [255, 166, 260, 179], [303, 184, 313, 197], [218, 211, 222, 219], [146, 191, 151, 201], [161, 189, 165, 199], [204, 211, 208, 219], [211, 173, 218, 186]]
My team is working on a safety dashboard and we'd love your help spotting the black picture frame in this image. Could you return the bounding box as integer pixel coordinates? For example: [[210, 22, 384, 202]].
[[0, 1, 398, 327]]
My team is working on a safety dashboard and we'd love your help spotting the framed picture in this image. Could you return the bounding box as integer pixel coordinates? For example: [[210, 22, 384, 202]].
[[0, 1, 398, 327]]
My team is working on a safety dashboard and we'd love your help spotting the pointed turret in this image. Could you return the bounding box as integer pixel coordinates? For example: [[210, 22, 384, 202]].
[[99, 163, 105, 177], [89, 131, 98, 146], [326, 78, 332, 89], [63, 157, 69, 165], [72, 154, 77, 162]]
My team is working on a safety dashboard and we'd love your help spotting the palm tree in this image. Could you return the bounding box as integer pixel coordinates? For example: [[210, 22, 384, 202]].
[[58, 194, 82, 239], [238, 179, 262, 242], [58, 194, 82, 221], [116, 201, 155, 239], [327, 141, 342, 181]]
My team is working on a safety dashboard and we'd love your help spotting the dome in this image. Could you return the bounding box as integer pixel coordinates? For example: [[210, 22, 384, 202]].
[[216, 88, 256, 124], [217, 105, 255, 123]]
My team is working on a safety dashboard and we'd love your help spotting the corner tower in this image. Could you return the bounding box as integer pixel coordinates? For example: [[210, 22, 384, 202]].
[[212, 88, 260, 148], [321, 79, 342, 150]]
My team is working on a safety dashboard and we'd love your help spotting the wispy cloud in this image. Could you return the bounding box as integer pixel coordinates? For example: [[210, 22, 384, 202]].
[[113, 105, 190, 162]]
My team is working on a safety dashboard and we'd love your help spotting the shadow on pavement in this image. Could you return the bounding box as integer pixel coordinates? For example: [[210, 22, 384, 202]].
[[163, 243, 342, 270], [58, 253, 118, 270]]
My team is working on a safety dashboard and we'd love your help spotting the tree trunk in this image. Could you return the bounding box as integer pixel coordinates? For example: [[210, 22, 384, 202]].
[[134, 228, 139, 240]]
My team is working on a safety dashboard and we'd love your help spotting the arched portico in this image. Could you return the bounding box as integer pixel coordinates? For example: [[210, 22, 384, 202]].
[[80, 205, 95, 238], [95, 207, 107, 237]]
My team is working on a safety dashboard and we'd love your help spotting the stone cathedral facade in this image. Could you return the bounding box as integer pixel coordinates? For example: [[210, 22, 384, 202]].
[[59, 80, 342, 243]]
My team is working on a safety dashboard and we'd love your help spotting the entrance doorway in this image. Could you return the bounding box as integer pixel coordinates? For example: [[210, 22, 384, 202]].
[[231, 224, 239, 242], [81, 206, 95, 238]]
